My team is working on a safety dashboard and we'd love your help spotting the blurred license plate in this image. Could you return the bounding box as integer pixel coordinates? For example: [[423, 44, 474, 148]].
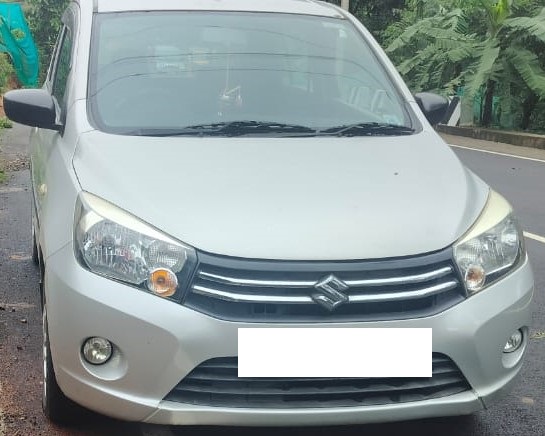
[[238, 328, 432, 378]]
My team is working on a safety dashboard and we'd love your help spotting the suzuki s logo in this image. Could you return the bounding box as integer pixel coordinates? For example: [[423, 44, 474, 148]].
[[312, 275, 349, 311]]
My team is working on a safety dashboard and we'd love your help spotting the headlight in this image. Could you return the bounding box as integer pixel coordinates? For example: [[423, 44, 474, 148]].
[[454, 191, 524, 295], [74, 192, 197, 300]]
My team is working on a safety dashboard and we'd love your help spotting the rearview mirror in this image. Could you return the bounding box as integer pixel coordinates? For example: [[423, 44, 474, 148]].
[[414, 92, 449, 126], [3, 89, 61, 131]]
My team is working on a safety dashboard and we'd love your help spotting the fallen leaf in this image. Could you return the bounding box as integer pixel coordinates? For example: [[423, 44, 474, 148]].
[[530, 331, 545, 340], [521, 397, 535, 406], [9, 254, 31, 261]]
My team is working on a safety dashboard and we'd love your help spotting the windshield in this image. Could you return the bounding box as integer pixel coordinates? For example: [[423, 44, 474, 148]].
[[89, 12, 415, 136]]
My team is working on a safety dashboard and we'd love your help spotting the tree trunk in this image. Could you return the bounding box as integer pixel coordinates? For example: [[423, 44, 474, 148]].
[[481, 80, 496, 127], [520, 93, 538, 130]]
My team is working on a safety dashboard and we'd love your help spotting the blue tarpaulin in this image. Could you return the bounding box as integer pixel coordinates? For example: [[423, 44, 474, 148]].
[[0, 3, 39, 87]]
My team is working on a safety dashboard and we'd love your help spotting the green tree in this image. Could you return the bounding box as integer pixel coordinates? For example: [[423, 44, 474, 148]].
[[350, 0, 406, 43], [0, 52, 14, 93], [385, 6, 473, 95], [386, 0, 545, 129], [326, 0, 406, 43], [27, 0, 69, 82]]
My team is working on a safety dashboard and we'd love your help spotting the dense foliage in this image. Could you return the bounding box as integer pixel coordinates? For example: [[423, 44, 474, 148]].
[[326, 0, 406, 42], [385, 0, 545, 129], [16, 0, 545, 131], [27, 0, 69, 82], [327, 0, 545, 131], [348, 0, 406, 42]]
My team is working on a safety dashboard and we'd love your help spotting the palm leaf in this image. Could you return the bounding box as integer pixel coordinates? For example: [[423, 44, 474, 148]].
[[445, 44, 478, 63], [386, 18, 436, 52], [506, 47, 545, 98], [464, 41, 501, 97], [479, 0, 513, 36], [396, 45, 437, 75], [503, 8, 545, 44], [386, 10, 470, 53]]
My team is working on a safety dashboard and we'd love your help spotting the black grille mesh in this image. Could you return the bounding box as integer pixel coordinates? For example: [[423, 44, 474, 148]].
[[164, 354, 471, 408]]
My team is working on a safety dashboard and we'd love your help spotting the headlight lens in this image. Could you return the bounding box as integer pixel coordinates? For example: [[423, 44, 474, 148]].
[[74, 192, 197, 299], [454, 191, 523, 295]]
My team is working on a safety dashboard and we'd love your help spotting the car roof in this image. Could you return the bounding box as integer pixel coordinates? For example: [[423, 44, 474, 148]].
[[92, 0, 344, 18]]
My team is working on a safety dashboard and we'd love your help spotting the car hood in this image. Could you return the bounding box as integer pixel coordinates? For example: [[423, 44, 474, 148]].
[[73, 131, 489, 260]]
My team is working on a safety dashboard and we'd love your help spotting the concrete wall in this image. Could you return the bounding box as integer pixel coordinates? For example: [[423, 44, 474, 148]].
[[436, 125, 545, 150]]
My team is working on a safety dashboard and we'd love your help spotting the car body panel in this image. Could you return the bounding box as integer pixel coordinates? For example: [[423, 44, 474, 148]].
[[73, 130, 489, 260], [16, 0, 535, 427], [95, 0, 343, 17], [46, 242, 533, 423]]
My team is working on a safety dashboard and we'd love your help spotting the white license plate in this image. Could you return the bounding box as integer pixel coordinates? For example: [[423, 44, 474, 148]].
[[238, 328, 432, 378]]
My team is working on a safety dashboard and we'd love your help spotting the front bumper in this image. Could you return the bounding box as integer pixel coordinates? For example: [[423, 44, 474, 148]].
[[45, 242, 534, 426]]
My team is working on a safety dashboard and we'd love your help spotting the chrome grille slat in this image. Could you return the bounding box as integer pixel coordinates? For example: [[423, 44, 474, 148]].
[[184, 249, 465, 322], [345, 266, 453, 286], [192, 285, 311, 303], [198, 271, 316, 288], [197, 266, 453, 288], [192, 281, 458, 304], [349, 281, 458, 302]]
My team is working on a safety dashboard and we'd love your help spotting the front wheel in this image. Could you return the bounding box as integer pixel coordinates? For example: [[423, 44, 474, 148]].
[[42, 300, 87, 424]]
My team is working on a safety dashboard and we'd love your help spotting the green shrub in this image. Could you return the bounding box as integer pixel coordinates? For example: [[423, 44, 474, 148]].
[[0, 117, 13, 129], [0, 53, 14, 93], [27, 0, 70, 83]]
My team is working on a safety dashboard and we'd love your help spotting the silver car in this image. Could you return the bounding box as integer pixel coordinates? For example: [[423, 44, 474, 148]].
[[4, 0, 534, 427]]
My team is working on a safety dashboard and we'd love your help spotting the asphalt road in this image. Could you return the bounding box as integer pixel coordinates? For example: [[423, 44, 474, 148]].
[[0, 126, 544, 436]]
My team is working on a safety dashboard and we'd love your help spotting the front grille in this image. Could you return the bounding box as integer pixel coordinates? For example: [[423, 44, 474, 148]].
[[184, 249, 465, 322], [164, 354, 471, 408]]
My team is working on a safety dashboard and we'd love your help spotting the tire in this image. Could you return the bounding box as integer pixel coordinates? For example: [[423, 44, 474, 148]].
[[42, 298, 87, 424]]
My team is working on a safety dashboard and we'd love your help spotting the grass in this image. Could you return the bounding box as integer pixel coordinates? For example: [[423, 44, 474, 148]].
[[0, 117, 12, 129], [0, 119, 12, 183]]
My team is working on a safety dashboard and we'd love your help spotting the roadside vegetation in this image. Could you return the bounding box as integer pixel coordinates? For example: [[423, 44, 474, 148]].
[[0, 0, 67, 183], [0, 0, 543, 153], [330, 0, 545, 132], [0, 51, 14, 184], [27, 0, 69, 82], [0, 0, 67, 94]]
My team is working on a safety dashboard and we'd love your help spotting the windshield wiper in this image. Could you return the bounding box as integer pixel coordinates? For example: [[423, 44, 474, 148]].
[[319, 122, 415, 137], [126, 121, 317, 137]]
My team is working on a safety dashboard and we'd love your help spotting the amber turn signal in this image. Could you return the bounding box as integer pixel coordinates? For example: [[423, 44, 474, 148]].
[[148, 268, 178, 297], [464, 264, 486, 293]]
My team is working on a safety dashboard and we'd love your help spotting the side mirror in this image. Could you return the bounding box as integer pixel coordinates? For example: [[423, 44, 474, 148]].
[[414, 92, 449, 126], [3, 89, 61, 131]]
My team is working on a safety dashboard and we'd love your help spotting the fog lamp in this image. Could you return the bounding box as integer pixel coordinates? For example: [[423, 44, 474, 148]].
[[83, 337, 113, 365], [503, 330, 523, 353], [148, 268, 178, 297]]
